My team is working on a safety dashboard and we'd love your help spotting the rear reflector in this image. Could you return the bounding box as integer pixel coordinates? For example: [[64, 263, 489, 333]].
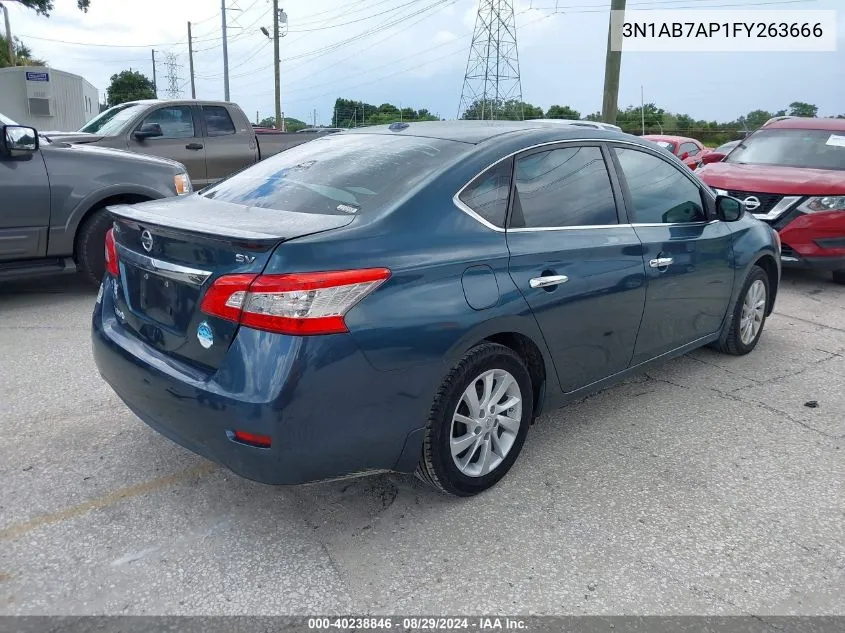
[[200, 268, 391, 335], [232, 430, 272, 448], [105, 228, 119, 277]]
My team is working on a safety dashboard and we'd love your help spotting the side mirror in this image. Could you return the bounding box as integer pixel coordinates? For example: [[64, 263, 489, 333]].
[[702, 152, 726, 165], [133, 122, 163, 140], [679, 151, 689, 160], [716, 195, 744, 222], [2, 125, 39, 157]]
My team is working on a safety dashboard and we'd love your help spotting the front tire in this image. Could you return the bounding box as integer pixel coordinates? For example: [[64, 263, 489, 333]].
[[416, 342, 533, 496], [832, 270, 845, 285], [715, 265, 770, 356], [75, 208, 113, 287]]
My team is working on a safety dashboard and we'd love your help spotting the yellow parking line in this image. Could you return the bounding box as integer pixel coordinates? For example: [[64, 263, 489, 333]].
[[0, 462, 217, 541]]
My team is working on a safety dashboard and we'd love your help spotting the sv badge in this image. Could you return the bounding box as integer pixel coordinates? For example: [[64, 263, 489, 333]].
[[235, 253, 256, 264]]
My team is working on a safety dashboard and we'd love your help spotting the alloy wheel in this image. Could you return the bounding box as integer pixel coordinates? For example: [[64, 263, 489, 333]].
[[740, 279, 767, 345], [450, 369, 522, 478]]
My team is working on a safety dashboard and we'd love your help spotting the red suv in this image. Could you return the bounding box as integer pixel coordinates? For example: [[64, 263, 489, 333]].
[[698, 117, 845, 284]]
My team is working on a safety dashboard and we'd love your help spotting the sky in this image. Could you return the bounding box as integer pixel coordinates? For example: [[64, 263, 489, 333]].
[[7, 0, 845, 128]]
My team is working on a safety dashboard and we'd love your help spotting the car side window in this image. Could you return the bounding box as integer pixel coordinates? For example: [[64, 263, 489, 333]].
[[458, 158, 512, 228], [139, 106, 195, 139], [203, 106, 236, 137], [614, 147, 707, 224], [679, 142, 699, 157], [510, 146, 617, 228]]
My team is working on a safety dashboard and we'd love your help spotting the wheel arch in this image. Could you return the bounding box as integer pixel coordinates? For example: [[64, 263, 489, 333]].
[[72, 191, 160, 259], [752, 252, 779, 315]]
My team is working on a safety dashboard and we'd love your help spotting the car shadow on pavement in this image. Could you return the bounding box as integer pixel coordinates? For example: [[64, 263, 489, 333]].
[[0, 272, 96, 297]]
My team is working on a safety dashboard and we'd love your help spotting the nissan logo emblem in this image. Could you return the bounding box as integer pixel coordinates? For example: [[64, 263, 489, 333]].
[[743, 196, 761, 211], [140, 229, 154, 253]]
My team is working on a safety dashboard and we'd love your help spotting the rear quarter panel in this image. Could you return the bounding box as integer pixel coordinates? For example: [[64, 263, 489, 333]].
[[260, 135, 561, 409]]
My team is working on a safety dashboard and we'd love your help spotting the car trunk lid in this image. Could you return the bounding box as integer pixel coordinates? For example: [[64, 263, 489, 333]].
[[106, 197, 354, 372]]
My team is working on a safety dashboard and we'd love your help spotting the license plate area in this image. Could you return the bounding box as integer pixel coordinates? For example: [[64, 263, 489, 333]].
[[139, 271, 178, 327]]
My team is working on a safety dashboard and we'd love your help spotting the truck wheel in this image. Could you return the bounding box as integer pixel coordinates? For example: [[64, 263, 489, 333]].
[[75, 208, 112, 287], [415, 342, 533, 496], [833, 270, 845, 285], [714, 265, 770, 356]]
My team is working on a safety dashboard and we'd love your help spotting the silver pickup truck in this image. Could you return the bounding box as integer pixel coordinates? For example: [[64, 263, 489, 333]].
[[45, 100, 319, 188]]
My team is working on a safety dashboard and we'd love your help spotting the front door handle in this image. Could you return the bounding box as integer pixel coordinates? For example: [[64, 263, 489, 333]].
[[185, 143, 204, 150], [529, 274, 569, 289], [649, 257, 674, 268]]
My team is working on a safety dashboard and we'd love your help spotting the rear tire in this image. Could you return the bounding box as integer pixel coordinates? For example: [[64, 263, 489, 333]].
[[833, 270, 845, 285], [416, 342, 533, 496], [714, 265, 770, 356], [75, 208, 113, 287]]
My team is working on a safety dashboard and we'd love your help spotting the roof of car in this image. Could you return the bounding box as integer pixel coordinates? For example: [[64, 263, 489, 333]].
[[763, 117, 845, 131], [641, 134, 699, 144], [343, 120, 631, 144]]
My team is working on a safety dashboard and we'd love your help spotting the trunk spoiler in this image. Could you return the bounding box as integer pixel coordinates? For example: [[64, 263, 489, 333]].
[[106, 197, 355, 243]]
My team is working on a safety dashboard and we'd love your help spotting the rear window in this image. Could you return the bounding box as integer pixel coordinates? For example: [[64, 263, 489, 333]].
[[726, 129, 845, 171], [201, 133, 467, 215]]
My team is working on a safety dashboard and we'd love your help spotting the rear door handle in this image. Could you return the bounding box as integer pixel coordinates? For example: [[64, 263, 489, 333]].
[[649, 257, 674, 268], [529, 274, 569, 288], [185, 143, 204, 150]]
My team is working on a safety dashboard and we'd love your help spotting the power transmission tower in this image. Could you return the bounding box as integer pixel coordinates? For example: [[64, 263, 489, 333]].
[[457, 0, 523, 121], [163, 52, 183, 99]]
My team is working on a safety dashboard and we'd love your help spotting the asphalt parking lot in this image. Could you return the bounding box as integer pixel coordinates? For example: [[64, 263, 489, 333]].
[[1, 270, 843, 616]]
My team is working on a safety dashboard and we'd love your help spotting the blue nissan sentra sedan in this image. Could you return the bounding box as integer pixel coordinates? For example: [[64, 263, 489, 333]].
[[92, 120, 781, 496]]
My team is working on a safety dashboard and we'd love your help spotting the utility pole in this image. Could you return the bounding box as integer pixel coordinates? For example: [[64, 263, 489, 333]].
[[151, 49, 157, 98], [601, 0, 626, 125], [221, 0, 230, 101], [640, 85, 645, 134], [1, 3, 14, 67], [273, 0, 281, 130], [187, 21, 196, 99]]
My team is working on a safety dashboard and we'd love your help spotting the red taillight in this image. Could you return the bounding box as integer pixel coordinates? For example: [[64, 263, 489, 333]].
[[200, 268, 391, 335], [105, 228, 119, 277], [232, 430, 272, 448]]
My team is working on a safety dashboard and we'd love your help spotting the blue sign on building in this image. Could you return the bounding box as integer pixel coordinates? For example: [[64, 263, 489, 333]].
[[25, 72, 50, 82]]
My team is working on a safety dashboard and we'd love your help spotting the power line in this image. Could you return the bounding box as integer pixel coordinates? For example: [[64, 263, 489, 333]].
[[226, 0, 453, 81], [229, 0, 456, 90]]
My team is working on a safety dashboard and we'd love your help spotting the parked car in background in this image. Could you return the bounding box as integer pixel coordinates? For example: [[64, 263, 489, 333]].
[[699, 139, 742, 167], [532, 119, 623, 132], [92, 120, 780, 497], [698, 117, 845, 284], [642, 134, 710, 169], [43, 100, 318, 188], [0, 112, 187, 284]]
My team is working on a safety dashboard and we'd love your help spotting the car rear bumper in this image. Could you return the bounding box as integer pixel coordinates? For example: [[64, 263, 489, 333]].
[[91, 277, 434, 485]]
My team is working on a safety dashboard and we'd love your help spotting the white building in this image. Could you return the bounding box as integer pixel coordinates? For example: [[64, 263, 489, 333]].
[[0, 66, 99, 132]]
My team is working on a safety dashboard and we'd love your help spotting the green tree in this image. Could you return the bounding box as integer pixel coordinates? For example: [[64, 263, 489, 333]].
[[743, 109, 774, 129], [16, 0, 90, 16], [788, 101, 818, 117], [545, 105, 581, 120], [584, 111, 602, 122], [460, 98, 543, 121], [0, 35, 45, 67], [105, 70, 155, 107]]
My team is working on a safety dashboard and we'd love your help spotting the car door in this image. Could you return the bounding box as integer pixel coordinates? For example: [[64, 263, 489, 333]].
[[505, 143, 647, 393], [610, 144, 735, 365], [0, 136, 50, 261], [127, 105, 208, 186], [201, 105, 255, 184]]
